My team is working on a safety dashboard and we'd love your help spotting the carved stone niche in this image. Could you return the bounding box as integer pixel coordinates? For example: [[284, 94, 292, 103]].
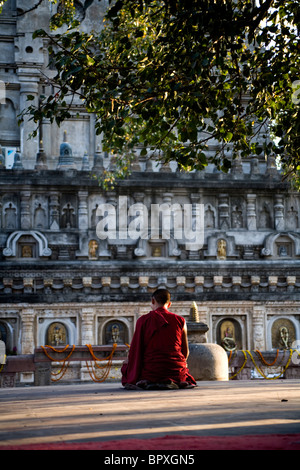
[[98, 318, 131, 348], [134, 235, 181, 259], [261, 232, 300, 259], [46, 322, 69, 347], [270, 318, 297, 350], [3, 230, 52, 258], [204, 232, 239, 259], [215, 316, 245, 351]]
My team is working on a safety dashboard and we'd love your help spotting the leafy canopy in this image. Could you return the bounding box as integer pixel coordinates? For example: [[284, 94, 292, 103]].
[[15, 0, 300, 186]]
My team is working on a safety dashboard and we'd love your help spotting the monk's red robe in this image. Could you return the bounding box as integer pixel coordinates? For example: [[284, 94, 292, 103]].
[[121, 307, 196, 386]]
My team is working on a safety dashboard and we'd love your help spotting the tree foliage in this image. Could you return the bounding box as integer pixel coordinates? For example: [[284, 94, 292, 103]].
[[14, 0, 300, 186]]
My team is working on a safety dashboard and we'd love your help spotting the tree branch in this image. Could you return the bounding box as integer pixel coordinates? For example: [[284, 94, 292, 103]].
[[16, 0, 43, 16]]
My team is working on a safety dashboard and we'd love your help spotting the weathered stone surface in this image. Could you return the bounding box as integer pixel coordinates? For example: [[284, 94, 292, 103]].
[[188, 343, 229, 381], [0, 0, 300, 386]]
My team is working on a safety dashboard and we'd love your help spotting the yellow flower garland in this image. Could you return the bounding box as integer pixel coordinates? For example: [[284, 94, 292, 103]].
[[228, 349, 299, 380], [246, 349, 293, 380], [229, 350, 248, 380]]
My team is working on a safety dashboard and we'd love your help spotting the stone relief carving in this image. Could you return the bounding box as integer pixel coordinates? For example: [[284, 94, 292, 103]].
[[262, 232, 300, 258], [4, 203, 17, 229], [3, 231, 52, 258]]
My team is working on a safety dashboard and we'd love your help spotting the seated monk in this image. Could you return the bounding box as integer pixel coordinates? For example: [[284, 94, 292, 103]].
[[121, 289, 197, 390]]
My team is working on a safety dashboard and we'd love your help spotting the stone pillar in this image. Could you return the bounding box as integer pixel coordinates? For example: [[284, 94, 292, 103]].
[[20, 190, 31, 230], [250, 158, 260, 178], [266, 154, 278, 177], [188, 193, 202, 259], [49, 191, 60, 230], [80, 308, 95, 381], [139, 276, 149, 292], [274, 195, 285, 231], [287, 276, 296, 292], [92, 145, 104, 173], [268, 276, 278, 292], [81, 308, 95, 345], [198, 305, 209, 325], [176, 276, 186, 292], [247, 194, 257, 230], [218, 194, 230, 230], [18, 71, 40, 166], [213, 275, 223, 291], [231, 153, 243, 178], [35, 140, 48, 170], [23, 277, 34, 293], [41, 118, 52, 166], [252, 306, 266, 350], [120, 276, 130, 293], [20, 309, 35, 354], [232, 276, 242, 292], [101, 277, 111, 293], [251, 276, 260, 292], [78, 191, 89, 231], [195, 276, 204, 293]]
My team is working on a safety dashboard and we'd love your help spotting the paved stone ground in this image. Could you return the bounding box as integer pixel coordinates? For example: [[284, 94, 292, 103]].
[[0, 380, 300, 447]]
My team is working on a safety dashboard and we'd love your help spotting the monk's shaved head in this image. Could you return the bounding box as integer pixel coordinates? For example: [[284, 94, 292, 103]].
[[152, 289, 171, 306]]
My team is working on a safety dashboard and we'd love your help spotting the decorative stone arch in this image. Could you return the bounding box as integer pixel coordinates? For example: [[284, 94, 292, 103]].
[[99, 318, 130, 346], [0, 320, 14, 353], [204, 232, 239, 259], [216, 317, 243, 351], [37, 318, 77, 347], [134, 230, 181, 258], [45, 322, 69, 346], [3, 230, 52, 258], [266, 316, 300, 350], [262, 232, 300, 258]]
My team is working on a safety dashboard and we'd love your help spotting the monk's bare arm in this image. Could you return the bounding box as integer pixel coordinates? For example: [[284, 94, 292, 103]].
[[181, 322, 189, 360]]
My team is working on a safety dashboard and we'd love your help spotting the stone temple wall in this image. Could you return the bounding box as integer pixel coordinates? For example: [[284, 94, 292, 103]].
[[0, 0, 300, 384]]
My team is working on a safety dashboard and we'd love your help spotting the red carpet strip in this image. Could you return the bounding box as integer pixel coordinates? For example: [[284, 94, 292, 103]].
[[2, 434, 300, 450]]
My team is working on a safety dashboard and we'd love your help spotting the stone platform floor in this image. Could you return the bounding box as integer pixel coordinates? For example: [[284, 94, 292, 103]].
[[0, 380, 300, 447]]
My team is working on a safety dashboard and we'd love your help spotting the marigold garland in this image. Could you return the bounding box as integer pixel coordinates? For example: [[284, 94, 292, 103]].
[[85, 360, 113, 383], [45, 344, 71, 353], [86, 343, 117, 362], [85, 343, 118, 382], [246, 349, 293, 380], [50, 362, 71, 382], [255, 349, 279, 366], [228, 349, 299, 380], [40, 344, 76, 382], [40, 344, 118, 382], [40, 344, 75, 362]]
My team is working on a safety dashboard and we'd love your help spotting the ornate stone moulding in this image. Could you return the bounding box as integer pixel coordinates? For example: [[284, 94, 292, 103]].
[[3, 230, 52, 258]]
